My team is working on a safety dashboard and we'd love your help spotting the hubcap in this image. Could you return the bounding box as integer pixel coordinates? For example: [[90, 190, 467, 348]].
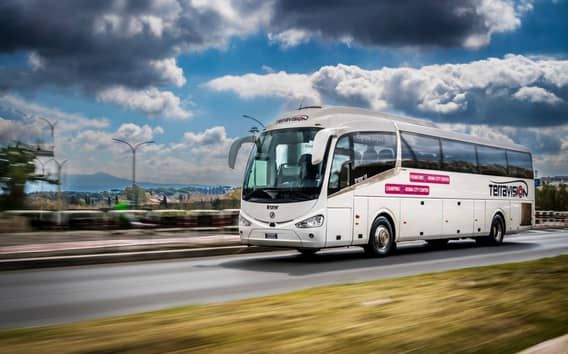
[[375, 225, 390, 251], [493, 222, 502, 242]]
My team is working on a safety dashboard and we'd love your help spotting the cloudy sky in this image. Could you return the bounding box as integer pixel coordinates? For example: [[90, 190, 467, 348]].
[[0, 0, 567, 185]]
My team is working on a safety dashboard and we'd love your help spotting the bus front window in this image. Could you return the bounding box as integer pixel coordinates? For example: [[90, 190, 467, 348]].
[[243, 128, 325, 203]]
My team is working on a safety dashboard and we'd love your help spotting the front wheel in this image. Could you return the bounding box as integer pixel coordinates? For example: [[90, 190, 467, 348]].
[[364, 216, 396, 257]]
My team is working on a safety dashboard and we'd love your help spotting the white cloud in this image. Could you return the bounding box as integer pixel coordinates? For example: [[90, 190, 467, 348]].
[[268, 29, 312, 48], [116, 123, 162, 142], [96, 86, 192, 119], [0, 95, 249, 184], [513, 86, 563, 104], [462, 0, 529, 48], [149, 58, 186, 87], [206, 71, 320, 105], [0, 117, 44, 144], [0, 94, 109, 137], [183, 126, 235, 157], [206, 54, 568, 126]]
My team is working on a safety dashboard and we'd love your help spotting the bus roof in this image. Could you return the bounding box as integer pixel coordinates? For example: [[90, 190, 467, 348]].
[[266, 106, 530, 153]]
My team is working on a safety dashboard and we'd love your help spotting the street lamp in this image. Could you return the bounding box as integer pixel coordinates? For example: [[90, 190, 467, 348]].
[[242, 114, 265, 129], [47, 159, 68, 205], [36, 159, 47, 177], [248, 126, 260, 136], [112, 138, 154, 208], [39, 117, 57, 153]]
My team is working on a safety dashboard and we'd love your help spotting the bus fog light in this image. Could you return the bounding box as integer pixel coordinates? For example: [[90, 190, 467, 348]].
[[296, 215, 324, 228], [239, 215, 252, 227]]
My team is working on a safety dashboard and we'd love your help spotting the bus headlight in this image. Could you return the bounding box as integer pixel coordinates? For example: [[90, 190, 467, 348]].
[[295, 215, 324, 228], [239, 215, 252, 227]]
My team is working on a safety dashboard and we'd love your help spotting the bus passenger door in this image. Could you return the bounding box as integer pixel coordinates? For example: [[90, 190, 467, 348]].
[[326, 136, 354, 247]]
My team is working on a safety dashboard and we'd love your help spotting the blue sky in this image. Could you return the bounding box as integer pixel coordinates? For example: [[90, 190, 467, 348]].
[[0, 0, 567, 185]]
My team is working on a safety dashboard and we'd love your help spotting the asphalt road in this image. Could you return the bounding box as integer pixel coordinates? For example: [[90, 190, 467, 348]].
[[1, 229, 567, 328]]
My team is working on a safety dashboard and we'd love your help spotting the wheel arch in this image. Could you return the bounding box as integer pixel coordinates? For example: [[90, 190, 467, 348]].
[[491, 209, 507, 234], [370, 209, 397, 242]]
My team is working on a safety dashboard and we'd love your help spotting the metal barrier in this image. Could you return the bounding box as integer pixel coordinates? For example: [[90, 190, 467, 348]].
[[0, 209, 240, 231], [535, 210, 568, 226]]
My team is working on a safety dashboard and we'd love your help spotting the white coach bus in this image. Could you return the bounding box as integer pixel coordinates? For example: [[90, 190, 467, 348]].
[[228, 106, 534, 257]]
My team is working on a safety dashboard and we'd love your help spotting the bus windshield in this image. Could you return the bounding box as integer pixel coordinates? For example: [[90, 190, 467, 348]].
[[243, 128, 325, 203]]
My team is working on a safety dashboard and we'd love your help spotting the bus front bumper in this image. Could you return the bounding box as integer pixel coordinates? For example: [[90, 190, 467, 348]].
[[240, 226, 325, 249]]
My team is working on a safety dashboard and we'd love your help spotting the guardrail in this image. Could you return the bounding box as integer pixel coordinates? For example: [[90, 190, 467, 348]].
[[0, 209, 240, 231], [535, 210, 568, 226]]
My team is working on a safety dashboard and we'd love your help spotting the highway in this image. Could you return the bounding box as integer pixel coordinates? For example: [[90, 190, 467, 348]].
[[1, 229, 567, 328]]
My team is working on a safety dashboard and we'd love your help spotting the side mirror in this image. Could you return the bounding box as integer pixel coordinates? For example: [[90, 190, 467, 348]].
[[339, 160, 351, 189], [311, 128, 336, 165], [228, 135, 256, 169]]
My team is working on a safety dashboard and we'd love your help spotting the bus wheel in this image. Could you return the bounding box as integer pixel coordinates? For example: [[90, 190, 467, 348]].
[[365, 216, 396, 257], [477, 214, 505, 245], [297, 248, 319, 257], [426, 239, 449, 248]]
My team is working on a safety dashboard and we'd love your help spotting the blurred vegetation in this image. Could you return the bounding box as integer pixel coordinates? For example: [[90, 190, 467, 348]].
[[536, 184, 568, 211], [124, 185, 148, 206], [1, 256, 567, 353], [0, 144, 54, 210]]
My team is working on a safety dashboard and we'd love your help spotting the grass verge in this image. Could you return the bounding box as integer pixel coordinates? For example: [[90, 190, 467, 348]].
[[1, 256, 567, 353]]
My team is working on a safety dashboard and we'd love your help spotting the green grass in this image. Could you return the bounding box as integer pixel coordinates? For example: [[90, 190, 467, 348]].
[[1, 256, 568, 353]]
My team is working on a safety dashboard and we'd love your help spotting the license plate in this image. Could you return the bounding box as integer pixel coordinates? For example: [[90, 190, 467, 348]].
[[265, 233, 278, 239]]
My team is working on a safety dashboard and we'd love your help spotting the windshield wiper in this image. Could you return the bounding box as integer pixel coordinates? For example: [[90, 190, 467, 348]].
[[245, 189, 274, 200]]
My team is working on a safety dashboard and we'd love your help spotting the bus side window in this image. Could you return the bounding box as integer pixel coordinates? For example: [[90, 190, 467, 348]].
[[352, 132, 397, 182], [441, 139, 478, 173], [328, 136, 351, 195], [401, 132, 441, 170], [477, 145, 507, 176], [506, 150, 533, 179]]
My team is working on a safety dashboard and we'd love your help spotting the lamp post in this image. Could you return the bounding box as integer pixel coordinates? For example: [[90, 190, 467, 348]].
[[39, 117, 57, 154], [36, 159, 47, 177], [242, 114, 265, 129], [112, 138, 154, 208], [47, 158, 68, 207]]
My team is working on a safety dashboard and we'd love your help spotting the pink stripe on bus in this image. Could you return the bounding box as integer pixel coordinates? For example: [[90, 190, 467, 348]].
[[385, 184, 430, 195], [409, 172, 450, 184]]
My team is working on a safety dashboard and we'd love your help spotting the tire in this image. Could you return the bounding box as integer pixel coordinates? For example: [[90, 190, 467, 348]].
[[297, 248, 319, 257], [426, 239, 449, 248], [364, 216, 396, 257], [477, 214, 505, 245]]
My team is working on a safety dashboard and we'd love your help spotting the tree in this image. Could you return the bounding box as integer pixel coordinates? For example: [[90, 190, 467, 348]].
[[0, 144, 54, 210], [557, 184, 568, 211], [124, 185, 147, 207], [536, 184, 568, 211]]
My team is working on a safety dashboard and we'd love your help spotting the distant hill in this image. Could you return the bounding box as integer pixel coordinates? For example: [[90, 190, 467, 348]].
[[28, 172, 230, 193]]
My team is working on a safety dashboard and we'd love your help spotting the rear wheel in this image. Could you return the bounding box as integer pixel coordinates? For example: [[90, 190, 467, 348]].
[[477, 214, 505, 245], [426, 239, 449, 248], [364, 216, 396, 257]]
